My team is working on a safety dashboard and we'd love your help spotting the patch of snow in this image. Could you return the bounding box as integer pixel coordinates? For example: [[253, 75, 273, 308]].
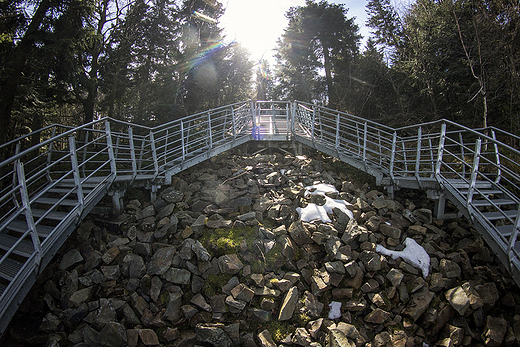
[[322, 196, 354, 220], [297, 184, 353, 223], [304, 183, 338, 197], [296, 204, 331, 223], [280, 169, 286, 175], [376, 238, 431, 278], [328, 301, 342, 319]]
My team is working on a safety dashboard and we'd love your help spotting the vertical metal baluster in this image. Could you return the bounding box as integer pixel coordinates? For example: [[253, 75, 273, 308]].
[[435, 123, 447, 181], [105, 121, 117, 178], [467, 138, 482, 208], [415, 127, 422, 180], [128, 126, 137, 178], [181, 120, 186, 162], [149, 131, 158, 176], [459, 132, 466, 179], [389, 132, 397, 183], [69, 136, 84, 213], [362, 122, 368, 168], [16, 160, 42, 269], [208, 112, 213, 148], [491, 130, 501, 184]]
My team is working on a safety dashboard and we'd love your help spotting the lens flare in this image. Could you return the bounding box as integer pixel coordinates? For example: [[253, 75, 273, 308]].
[[193, 11, 218, 24]]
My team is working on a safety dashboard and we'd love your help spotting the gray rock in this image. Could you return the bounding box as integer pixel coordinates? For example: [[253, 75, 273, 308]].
[[191, 293, 212, 312], [446, 286, 470, 316], [225, 295, 247, 311], [147, 246, 175, 275], [258, 329, 277, 347], [329, 329, 356, 347], [136, 205, 155, 220], [218, 254, 244, 274], [163, 267, 191, 285], [482, 316, 507, 347], [195, 323, 233, 347], [98, 322, 127, 347], [139, 329, 160, 346], [288, 220, 313, 245], [192, 240, 211, 262], [292, 327, 312, 346], [162, 189, 184, 203], [231, 283, 255, 302], [404, 287, 434, 322], [278, 286, 299, 321], [68, 287, 92, 308], [164, 292, 183, 322], [59, 249, 84, 271], [386, 268, 404, 287]]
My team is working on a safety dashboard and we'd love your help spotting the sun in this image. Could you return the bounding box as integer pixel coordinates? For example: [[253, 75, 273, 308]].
[[219, 0, 306, 63]]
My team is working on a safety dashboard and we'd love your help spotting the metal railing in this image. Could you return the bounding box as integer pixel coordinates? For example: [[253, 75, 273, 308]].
[[0, 100, 519, 335]]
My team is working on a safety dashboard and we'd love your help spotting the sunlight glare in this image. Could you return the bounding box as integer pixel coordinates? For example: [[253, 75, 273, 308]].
[[219, 0, 305, 62]]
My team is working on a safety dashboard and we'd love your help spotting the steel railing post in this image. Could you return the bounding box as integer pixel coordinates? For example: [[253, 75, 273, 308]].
[[466, 138, 482, 208], [362, 122, 368, 166], [208, 112, 213, 148], [149, 130, 158, 176], [181, 120, 186, 162], [311, 106, 316, 141], [232, 107, 236, 138], [389, 132, 397, 182], [105, 121, 117, 178], [435, 123, 447, 181], [415, 127, 422, 179], [69, 136, 84, 212], [128, 126, 137, 178], [15, 160, 41, 269], [335, 113, 340, 150], [491, 130, 501, 184], [507, 210, 520, 271], [81, 130, 89, 178], [459, 132, 466, 179]]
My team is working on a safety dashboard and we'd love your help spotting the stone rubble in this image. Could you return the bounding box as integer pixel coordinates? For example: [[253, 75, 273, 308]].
[[3, 148, 520, 347]]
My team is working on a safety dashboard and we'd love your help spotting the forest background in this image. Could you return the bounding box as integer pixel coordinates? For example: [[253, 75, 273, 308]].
[[1, 0, 519, 147]]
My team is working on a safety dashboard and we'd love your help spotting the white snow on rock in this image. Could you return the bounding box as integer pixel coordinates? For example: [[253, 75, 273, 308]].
[[296, 184, 353, 223], [297, 204, 331, 223], [328, 301, 342, 319], [376, 238, 431, 278], [304, 183, 338, 197]]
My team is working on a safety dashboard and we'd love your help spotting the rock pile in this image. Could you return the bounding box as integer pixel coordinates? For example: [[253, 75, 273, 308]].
[[3, 149, 520, 347]]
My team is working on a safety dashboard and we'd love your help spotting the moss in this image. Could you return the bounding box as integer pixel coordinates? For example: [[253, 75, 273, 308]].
[[199, 225, 257, 257], [203, 273, 233, 297], [264, 320, 295, 343], [295, 311, 312, 327]]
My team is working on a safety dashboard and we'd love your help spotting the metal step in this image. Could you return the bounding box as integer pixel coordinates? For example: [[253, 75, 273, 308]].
[[31, 209, 69, 221], [496, 225, 516, 238], [0, 234, 34, 258], [6, 221, 53, 238], [471, 199, 517, 207], [482, 210, 518, 221], [0, 283, 5, 296], [0, 257, 23, 281], [446, 179, 493, 189], [460, 189, 504, 196], [34, 197, 79, 207]]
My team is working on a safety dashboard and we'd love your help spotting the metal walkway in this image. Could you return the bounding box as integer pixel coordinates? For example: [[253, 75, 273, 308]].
[[0, 100, 519, 334]]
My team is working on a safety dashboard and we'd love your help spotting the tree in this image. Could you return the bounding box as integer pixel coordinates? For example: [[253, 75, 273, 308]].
[[274, 0, 360, 106]]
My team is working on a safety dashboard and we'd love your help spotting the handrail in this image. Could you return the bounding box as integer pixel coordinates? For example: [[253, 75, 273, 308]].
[[0, 99, 519, 336]]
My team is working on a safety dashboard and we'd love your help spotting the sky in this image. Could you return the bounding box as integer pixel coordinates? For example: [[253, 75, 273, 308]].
[[219, 0, 371, 64]]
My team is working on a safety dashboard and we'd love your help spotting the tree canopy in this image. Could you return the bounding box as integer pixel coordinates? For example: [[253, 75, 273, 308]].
[[1, 0, 519, 145]]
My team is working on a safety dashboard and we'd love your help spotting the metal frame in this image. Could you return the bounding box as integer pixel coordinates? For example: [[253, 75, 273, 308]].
[[0, 100, 519, 335]]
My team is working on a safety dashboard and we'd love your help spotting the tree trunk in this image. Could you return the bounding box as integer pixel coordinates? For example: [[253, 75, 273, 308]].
[[0, 0, 52, 146]]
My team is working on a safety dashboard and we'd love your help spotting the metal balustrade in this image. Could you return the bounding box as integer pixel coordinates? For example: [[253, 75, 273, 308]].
[[0, 100, 519, 335]]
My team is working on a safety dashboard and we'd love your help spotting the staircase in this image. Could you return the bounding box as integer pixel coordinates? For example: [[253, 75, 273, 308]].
[[0, 100, 519, 335]]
